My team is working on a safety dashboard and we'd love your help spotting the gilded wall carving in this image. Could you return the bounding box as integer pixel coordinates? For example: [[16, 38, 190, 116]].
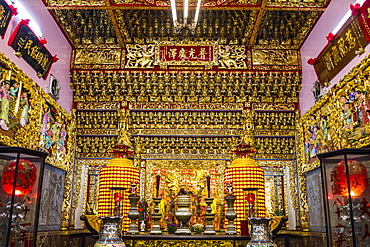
[[72, 48, 123, 70], [70, 51, 302, 226], [46, 0, 104, 6], [252, 49, 300, 70], [267, 0, 329, 7], [218, 45, 248, 69], [51, 9, 118, 46], [70, 70, 301, 103], [300, 53, 370, 173], [126, 44, 155, 68], [255, 11, 321, 49], [295, 54, 370, 230], [76, 101, 121, 110], [134, 240, 235, 247]]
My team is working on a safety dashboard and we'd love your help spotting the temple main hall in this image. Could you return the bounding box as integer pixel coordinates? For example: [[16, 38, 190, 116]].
[[1, 0, 370, 246]]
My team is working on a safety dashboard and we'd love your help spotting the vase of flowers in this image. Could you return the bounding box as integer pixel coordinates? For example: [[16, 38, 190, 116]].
[[167, 223, 178, 234], [137, 200, 148, 231], [193, 224, 204, 234]]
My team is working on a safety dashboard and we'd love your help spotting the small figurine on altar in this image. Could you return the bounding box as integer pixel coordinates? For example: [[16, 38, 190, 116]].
[[131, 182, 138, 195]]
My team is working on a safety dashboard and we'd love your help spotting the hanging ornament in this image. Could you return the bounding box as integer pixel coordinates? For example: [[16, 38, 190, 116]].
[[331, 159, 368, 196], [1, 159, 37, 196], [246, 193, 256, 203]]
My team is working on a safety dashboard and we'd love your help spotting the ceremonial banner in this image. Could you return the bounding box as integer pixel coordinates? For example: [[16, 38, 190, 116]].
[[8, 20, 58, 79], [0, 0, 16, 38]]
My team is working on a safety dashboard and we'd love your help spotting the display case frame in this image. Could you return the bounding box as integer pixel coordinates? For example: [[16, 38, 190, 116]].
[[0, 146, 48, 247], [318, 148, 370, 247]]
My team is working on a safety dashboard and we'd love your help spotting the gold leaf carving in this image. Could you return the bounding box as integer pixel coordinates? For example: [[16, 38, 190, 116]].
[[74, 49, 121, 69], [252, 49, 299, 66], [218, 45, 247, 69], [126, 44, 155, 68], [252, 103, 295, 111], [77, 102, 120, 110], [129, 102, 244, 110]]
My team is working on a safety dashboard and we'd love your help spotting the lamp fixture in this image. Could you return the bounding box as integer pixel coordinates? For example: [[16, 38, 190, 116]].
[[170, 0, 202, 35]]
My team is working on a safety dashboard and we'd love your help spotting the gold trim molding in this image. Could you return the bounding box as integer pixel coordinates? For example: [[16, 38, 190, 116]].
[[131, 129, 241, 136], [77, 102, 121, 110], [129, 102, 244, 110]]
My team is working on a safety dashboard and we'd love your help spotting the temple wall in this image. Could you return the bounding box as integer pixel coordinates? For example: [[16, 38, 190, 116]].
[[0, 0, 76, 230], [297, 52, 370, 235]]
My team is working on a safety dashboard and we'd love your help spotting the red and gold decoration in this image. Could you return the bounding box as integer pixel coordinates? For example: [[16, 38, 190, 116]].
[[97, 143, 140, 230], [154, 41, 218, 69], [358, 0, 370, 41], [1, 159, 37, 196], [159, 45, 213, 62], [331, 159, 368, 197]]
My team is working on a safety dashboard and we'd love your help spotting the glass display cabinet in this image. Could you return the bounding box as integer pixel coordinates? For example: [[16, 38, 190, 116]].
[[0, 147, 48, 247], [318, 148, 370, 247]]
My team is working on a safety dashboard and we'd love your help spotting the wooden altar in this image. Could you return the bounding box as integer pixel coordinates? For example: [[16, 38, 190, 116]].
[[122, 235, 249, 247]]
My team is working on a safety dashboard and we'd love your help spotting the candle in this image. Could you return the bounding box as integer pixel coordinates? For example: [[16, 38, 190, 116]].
[[206, 175, 211, 198], [156, 172, 160, 198]]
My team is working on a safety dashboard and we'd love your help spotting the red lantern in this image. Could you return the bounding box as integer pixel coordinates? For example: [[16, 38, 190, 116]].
[[331, 159, 368, 196], [114, 192, 123, 202], [1, 159, 37, 196]]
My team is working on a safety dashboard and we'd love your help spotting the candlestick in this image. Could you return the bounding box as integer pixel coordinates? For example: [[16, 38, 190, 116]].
[[156, 174, 160, 197], [206, 175, 211, 198]]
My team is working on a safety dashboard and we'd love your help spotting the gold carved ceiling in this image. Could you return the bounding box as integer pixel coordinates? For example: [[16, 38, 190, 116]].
[[45, 0, 329, 48]]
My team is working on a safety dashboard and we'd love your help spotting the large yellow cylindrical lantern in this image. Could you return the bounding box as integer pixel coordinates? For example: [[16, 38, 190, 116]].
[[225, 150, 266, 232], [97, 145, 140, 231]]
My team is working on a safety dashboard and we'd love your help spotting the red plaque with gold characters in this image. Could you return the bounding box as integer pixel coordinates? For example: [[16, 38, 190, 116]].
[[155, 41, 218, 69], [0, 0, 17, 39], [159, 45, 213, 62], [358, 0, 370, 41]]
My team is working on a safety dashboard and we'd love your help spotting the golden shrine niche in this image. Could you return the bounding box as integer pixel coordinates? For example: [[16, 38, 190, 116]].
[[70, 63, 301, 230]]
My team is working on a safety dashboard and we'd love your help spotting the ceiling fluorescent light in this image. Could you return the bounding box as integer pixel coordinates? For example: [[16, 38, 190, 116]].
[[14, 1, 43, 37], [332, 0, 366, 35]]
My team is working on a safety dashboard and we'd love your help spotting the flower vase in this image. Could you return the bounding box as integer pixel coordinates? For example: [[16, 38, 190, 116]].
[[246, 218, 277, 247], [224, 195, 237, 235], [94, 216, 126, 247], [140, 220, 145, 232]]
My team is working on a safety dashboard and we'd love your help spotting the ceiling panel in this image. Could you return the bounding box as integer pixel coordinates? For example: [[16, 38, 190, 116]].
[[52, 9, 119, 46], [46, 0, 329, 48]]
